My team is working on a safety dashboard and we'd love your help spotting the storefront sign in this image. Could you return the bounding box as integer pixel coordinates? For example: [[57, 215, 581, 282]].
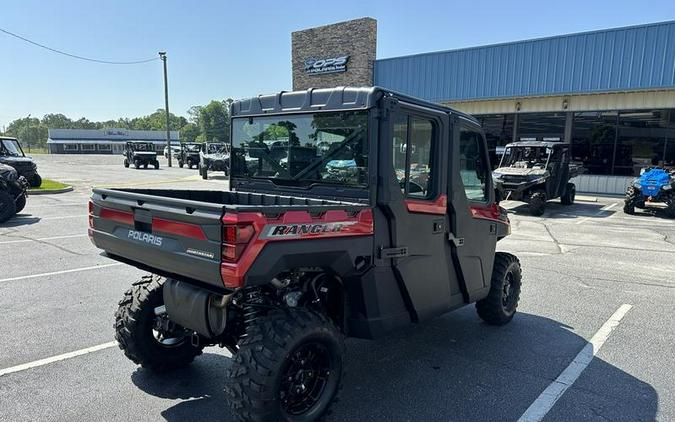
[[304, 55, 349, 75]]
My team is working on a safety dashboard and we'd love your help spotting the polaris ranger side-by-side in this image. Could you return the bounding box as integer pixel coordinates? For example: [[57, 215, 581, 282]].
[[492, 141, 584, 215], [178, 142, 202, 169], [123, 141, 160, 169], [89, 87, 521, 421], [0, 136, 42, 187], [199, 142, 230, 179]]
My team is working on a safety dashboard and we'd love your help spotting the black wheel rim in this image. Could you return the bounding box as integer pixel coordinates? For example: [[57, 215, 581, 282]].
[[279, 342, 333, 416], [501, 272, 516, 310]]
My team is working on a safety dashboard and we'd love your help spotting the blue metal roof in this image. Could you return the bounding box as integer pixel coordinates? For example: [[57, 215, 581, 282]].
[[374, 21, 675, 102]]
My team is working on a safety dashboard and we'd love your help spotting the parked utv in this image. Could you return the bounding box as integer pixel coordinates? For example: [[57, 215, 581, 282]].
[[0, 163, 29, 223], [89, 87, 521, 421], [123, 141, 159, 169], [492, 141, 584, 215], [0, 136, 42, 187], [177, 143, 201, 168], [199, 142, 230, 179], [624, 167, 675, 217]]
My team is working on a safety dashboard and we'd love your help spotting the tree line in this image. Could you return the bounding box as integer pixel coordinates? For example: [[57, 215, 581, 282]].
[[0, 99, 234, 148]]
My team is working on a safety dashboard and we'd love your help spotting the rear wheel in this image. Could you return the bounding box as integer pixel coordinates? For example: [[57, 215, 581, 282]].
[[200, 165, 208, 180], [560, 183, 575, 205], [665, 194, 675, 218], [14, 194, 26, 214], [528, 190, 547, 216], [134, 160, 140, 169], [225, 308, 344, 422], [178, 160, 184, 168], [114, 274, 203, 372], [0, 190, 17, 223], [187, 159, 194, 169], [29, 174, 42, 188], [154, 161, 160, 169], [143, 163, 148, 169], [476, 252, 522, 325]]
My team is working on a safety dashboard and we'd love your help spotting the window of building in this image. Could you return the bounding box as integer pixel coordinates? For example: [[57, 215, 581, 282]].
[[393, 114, 435, 198], [80, 144, 95, 151], [476, 114, 514, 168], [615, 110, 671, 176], [459, 127, 489, 202], [571, 111, 618, 175], [518, 112, 566, 140], [98, 144, 111, 151], [64, 144, 78, 151]]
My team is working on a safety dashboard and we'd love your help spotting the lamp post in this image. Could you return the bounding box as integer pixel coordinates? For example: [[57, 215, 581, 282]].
[[159, 51, 172, 167]]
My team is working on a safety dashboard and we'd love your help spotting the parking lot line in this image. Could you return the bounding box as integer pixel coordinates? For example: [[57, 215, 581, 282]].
[[517, 304, 633, 422], [0, 234, 88, 245], [0, 341, 118, 377], [575, 202, 617, 225], [0, 263, 123, 283]]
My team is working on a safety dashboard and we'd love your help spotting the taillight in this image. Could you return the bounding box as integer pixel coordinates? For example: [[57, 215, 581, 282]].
[[222, 224, 255, 262], [88, 201, 94, 228]]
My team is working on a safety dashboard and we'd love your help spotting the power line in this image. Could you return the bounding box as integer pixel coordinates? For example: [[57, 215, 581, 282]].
[[0, 26, 159, 65]]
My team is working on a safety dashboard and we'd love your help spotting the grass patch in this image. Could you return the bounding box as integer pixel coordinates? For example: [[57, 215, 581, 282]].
[[28, 179, 70, 191]]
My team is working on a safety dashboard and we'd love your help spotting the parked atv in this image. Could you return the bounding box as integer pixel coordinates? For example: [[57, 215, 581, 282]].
[[199, 142, 230, 180], [624, 167, 675, 218], [89, 87, 521, 421], [492, 141, 584, 216], [0, 136, 42, 187], [0, 163, 29, 223], [177, 143, 201, 169], [123, 141, 159, 169]]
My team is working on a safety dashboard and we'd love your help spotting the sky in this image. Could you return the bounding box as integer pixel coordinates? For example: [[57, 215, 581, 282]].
[[2, 0, 675, 129]]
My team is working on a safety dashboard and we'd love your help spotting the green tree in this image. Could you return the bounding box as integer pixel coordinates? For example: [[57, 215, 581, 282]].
[[180, 123, 200, 142], [41, 113, 74, 129], [198, 100, 232, 143]]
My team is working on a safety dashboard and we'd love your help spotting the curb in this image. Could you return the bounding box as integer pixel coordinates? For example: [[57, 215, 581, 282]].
[[27, 185, 74, 195]]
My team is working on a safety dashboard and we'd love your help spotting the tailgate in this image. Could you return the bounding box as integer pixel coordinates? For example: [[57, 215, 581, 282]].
[[89, 188, 224, 289]]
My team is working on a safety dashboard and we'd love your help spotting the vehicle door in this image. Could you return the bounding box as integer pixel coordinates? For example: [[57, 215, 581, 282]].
[[378, 102, 463, 322], [448, 120, 498, 302], [551, 146, 570, 197]]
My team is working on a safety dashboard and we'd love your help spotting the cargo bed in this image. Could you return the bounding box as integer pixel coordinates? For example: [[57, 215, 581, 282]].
[[88, 188, 369, 291]]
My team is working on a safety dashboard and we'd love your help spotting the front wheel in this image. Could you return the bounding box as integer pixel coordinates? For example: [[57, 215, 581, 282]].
[[665, 194, 675, 218], [0, 190, 17, 223], [528, 190, 547, 216], [476, 252, 522, 325], [624, 188, 640, 215], [114, 275, 203, 372], [134, 160, 140, 169], [14, 193, 26, 214], [29, 174, 42, 188], [200, 166, 208, 180], [154, 161, 160, 169], [225, 309, 344, 421], [560, 183, 575, 205], [124, 159, 130, 168], [178, 161, 184, 168]]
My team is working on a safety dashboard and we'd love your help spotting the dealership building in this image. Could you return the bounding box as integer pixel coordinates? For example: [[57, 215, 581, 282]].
[[292, 18, 675, 194], [47, 128, 180, 155]]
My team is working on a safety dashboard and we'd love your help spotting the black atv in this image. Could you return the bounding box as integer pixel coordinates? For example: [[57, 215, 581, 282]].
[[0, 136, 42, 187], [123, 142, 160, 169], [0, 163, 29, 223], [492, 141, 584, 216], [198, 142, 230, 180], [177, 143, 201, 169]]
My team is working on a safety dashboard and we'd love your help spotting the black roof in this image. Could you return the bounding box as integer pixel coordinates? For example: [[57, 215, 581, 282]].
[[230, 86, 479, 124], [505, 141, 569, 148]]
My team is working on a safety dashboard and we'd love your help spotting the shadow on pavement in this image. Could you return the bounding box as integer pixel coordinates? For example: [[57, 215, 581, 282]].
[[131, 309, 657, 422], [1, 215, 41, 227], [505, 201, 618, 220]]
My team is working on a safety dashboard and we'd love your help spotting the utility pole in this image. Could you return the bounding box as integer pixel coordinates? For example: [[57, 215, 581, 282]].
[[159, 52, 172, 167]]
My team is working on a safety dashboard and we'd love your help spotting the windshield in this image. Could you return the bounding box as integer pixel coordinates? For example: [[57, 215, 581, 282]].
[[1, 139, 24, 157], [184, 144, 201, 152], [500, 146, 551, 169], [231, 111, 368, 187], [207, 144, 227, 154]]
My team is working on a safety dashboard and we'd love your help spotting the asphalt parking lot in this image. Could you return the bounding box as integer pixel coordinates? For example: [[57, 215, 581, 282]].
[[1, 154, 674, 421]]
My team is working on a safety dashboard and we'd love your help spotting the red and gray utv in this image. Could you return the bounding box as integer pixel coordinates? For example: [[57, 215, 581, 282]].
[[88, 87, 521, 421]]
